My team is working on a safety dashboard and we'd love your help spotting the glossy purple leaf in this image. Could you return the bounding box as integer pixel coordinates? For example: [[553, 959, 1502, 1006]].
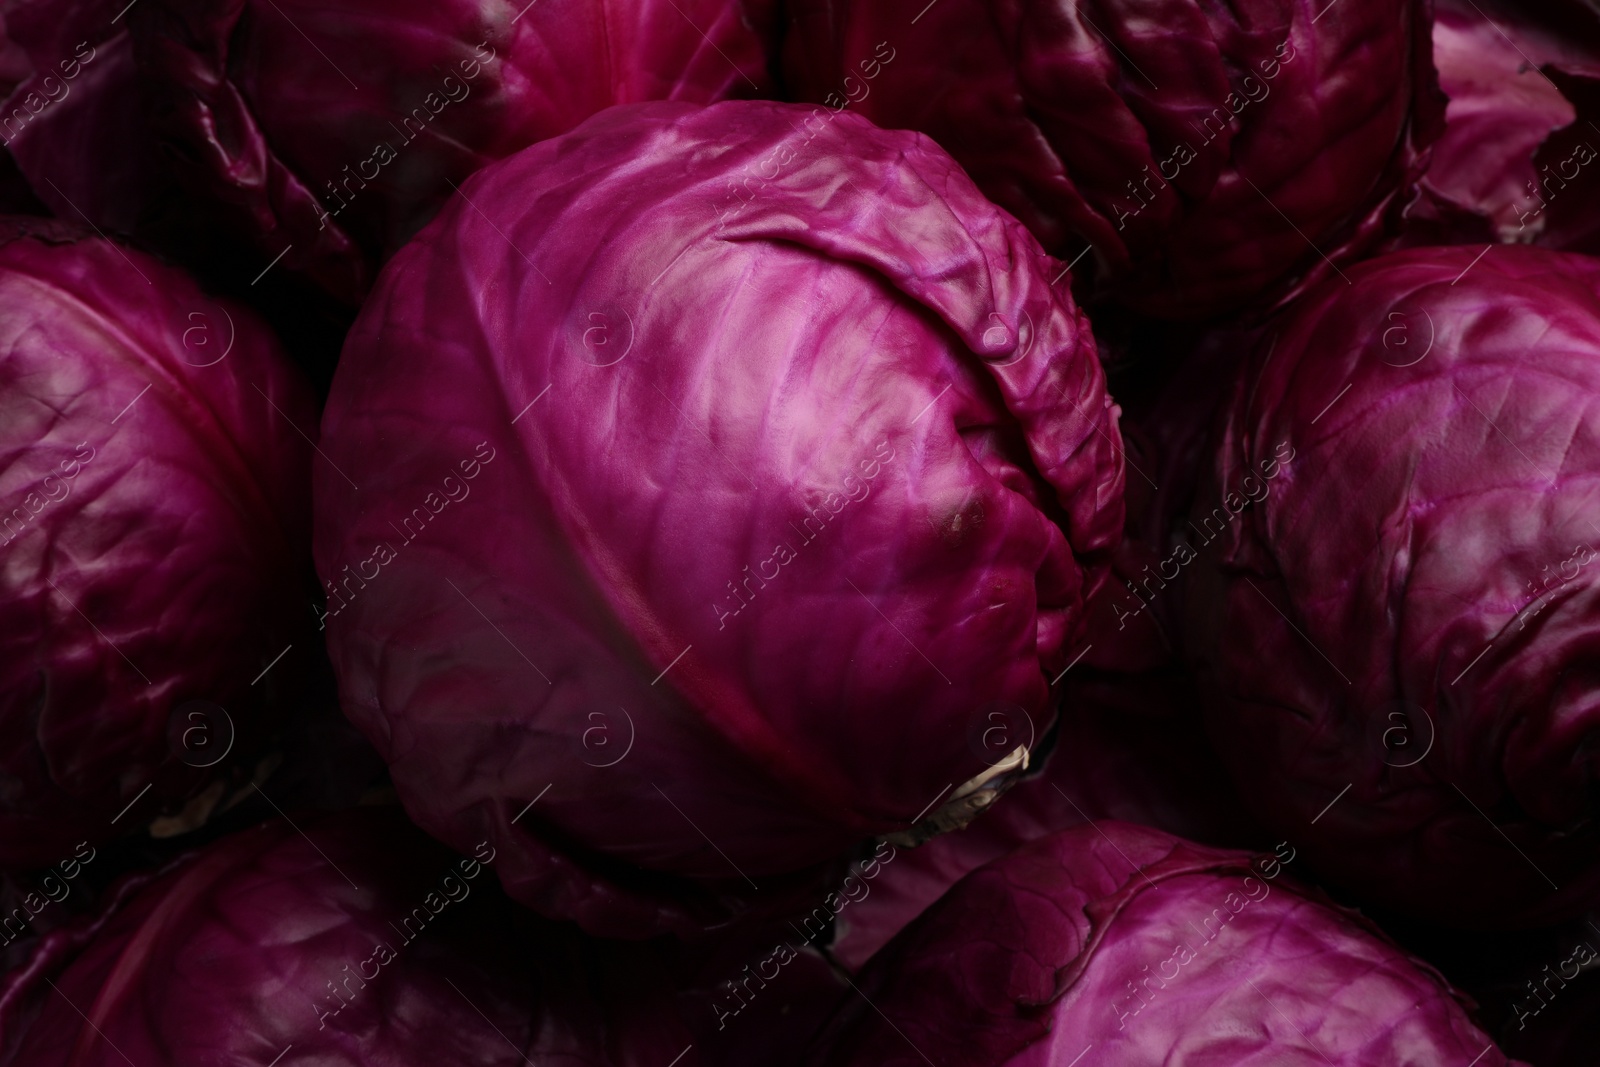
[[1399, 0, 1593, 247]]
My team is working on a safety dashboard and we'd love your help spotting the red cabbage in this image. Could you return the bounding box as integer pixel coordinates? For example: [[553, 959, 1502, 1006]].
[[1185, 243, 1600, 926], [314, 99, 1125, 938], [0, 219, 315, 870], [781, 0, 1443, 319], [126, 0, 778, 301]]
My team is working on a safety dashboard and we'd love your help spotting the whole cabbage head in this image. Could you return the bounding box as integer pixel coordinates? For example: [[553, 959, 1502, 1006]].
[[126, 0, 777, 302], [0, 219, 315, 871], [1185, 244, 1600, 926], [315, 99, 1125, 939], [0, 807, 695, 1066], [781, 0, 1443, 320], [806, 821, 1522, 1067]]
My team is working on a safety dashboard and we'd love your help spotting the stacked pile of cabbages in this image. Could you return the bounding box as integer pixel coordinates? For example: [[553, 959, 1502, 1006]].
[[3, 0, 1600, 1062]]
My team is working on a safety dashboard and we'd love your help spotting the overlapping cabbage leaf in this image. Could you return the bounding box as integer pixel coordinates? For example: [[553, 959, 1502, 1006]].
[[807, 822, 1520, 1066], [783, 0, 1442, 319]]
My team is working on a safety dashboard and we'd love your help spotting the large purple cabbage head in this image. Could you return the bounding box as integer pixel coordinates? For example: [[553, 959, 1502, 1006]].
[[126, 0, 777, 302], [780, 0, 1443, 320], [0, 219, 315, 870], [314, 99, 1126, 938], [807, 821, 1521, 1066], [0, 807, 695, 1066], [1185, 244, 1600, 926]]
